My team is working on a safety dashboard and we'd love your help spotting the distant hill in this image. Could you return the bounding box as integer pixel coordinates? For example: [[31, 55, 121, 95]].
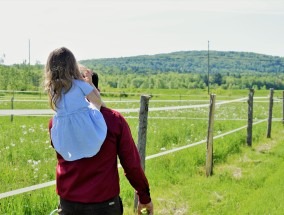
[[80, 51, 284, 74], [1, 50, 283, 91]]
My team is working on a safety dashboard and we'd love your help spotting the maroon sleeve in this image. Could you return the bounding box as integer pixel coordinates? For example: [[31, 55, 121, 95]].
[[117, 115, 151, 204], [48, 118, 52, 131]]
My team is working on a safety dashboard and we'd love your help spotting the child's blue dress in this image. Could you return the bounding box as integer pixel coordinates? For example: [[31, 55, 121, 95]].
[[51, 80, 107, 161]]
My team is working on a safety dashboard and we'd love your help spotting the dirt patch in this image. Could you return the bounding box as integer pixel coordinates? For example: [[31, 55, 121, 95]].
[[156, 198, 188, 215], [255, 140, 276, 153], [232, 167, 242, 179]]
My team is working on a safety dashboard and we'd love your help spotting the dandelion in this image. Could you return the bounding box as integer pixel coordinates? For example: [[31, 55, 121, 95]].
[[32, 160, 40, 165], [29, 128, 35, 133], [40, 124, 45, 131]]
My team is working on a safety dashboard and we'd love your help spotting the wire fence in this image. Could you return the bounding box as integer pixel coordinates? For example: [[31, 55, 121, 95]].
[[0, 89, 282, 202], [0, 118, 270, 200]]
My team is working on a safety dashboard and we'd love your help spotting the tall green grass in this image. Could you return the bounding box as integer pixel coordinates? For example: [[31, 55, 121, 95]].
[[0, 89, 283, 214]]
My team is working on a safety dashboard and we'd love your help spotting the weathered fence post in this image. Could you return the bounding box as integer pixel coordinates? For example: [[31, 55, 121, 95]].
[[134, 95, 151, 212], [206, 94, 216, 177], [267, 88, 274, 138], [10, 95, 14, 122], [11, 96, 14, 110], [247, 89, 254, 146]]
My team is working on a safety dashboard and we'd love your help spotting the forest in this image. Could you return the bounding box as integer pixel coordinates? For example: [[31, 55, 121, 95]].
[[0, 50, 283, 91]]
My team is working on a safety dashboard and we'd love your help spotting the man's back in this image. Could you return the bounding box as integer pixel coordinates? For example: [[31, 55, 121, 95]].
[[49, 107, 151, 204]]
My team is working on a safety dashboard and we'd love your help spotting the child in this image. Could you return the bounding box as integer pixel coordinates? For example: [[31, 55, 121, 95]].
[[44, 47, 107, 161]]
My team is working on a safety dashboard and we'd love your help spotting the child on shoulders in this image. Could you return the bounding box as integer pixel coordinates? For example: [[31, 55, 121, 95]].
[[44, 47, 107, 161]]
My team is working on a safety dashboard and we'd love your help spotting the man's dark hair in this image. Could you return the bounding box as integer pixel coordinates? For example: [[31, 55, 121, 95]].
[[92, 72, 99, 89]]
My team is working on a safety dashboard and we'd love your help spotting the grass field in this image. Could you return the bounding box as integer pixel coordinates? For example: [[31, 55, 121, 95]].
[[0, 89, 283, 214]]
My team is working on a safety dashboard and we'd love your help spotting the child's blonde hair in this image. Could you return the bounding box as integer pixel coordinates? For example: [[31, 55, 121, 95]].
[[44, 47, 83, 110]]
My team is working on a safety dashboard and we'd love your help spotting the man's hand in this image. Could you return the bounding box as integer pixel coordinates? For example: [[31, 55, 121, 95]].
[[82, 70, 92, 83], [137, 201, 153, 215]]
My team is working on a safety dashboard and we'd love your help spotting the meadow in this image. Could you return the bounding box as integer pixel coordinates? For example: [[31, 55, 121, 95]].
[[0, 89, 283, 214]]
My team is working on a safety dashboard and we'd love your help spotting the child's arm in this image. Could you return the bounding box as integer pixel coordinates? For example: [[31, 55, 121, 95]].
[[86, 88, 103, 110]]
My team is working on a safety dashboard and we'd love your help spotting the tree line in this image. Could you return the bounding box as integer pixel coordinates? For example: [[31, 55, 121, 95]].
[[0, 50, 283, 91]]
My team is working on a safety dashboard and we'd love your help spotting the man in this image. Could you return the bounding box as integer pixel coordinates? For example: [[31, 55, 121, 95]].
[[48, 66, 154, 215]]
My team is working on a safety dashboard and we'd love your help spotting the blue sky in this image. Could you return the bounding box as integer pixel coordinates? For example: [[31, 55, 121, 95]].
[[0, 0, 284, 65]]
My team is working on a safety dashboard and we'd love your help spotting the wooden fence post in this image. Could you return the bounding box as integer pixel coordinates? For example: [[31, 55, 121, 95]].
[[267, 88, 274, 138], [10, 96, 14, 122], [247, 89, 254, 146], [134, 95, 151, 212], [206, 94, 216, 177]]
